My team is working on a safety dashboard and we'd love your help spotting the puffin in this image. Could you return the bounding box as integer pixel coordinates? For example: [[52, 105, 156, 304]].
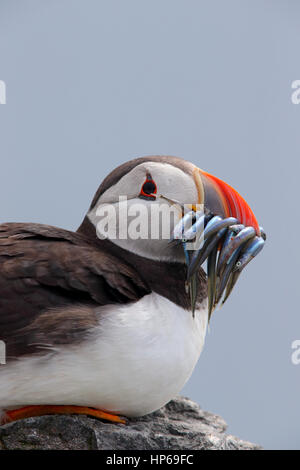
[[0, 156, 265, 424]]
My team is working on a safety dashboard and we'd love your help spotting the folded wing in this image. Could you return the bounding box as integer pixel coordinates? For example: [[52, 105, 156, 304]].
[[0, 223, 150, 361]]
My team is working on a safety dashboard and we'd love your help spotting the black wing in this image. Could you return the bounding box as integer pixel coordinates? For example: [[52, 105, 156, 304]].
[[0, 223, 150, 360]]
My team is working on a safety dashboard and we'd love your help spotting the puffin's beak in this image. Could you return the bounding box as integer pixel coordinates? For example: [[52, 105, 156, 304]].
[[172, 168, 266, 319], [196, 168, 260, 235]]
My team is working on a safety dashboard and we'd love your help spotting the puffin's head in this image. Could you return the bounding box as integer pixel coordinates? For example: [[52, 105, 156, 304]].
[[85, 155, 266, 316]]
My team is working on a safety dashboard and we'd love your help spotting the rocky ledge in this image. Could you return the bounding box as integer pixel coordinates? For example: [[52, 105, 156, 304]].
[[0, 396, 260, 450]]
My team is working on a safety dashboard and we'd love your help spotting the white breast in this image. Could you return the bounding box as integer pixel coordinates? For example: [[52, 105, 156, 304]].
[[0, 293, 208, 417]]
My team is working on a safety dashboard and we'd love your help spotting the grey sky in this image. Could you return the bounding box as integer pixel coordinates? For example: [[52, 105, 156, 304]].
[[0, 0, 299, 449]]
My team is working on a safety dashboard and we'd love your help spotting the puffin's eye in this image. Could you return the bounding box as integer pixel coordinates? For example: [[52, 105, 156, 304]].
[[142, 180, 156, 195], [139, 174, 157, 200]]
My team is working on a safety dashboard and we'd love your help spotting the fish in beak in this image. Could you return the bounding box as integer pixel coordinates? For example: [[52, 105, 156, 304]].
[[171, 168, 266, 319]]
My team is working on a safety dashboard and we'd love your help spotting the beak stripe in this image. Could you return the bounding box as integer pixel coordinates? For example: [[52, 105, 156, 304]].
[[193, 168, 205, 205]]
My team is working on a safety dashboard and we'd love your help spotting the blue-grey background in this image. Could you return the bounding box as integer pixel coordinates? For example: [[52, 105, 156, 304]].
[[0, 0, 299, 449]]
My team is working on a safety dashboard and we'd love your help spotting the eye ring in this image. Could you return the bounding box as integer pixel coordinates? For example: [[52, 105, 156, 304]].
[[139, 173, 157, 200]]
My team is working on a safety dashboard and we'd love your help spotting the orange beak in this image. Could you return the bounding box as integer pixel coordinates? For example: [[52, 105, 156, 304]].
[[194, 168, 260, 236]]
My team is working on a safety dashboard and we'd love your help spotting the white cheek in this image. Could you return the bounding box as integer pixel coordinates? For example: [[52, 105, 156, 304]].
[[87, 161, 199, 261], [88, 198, 186, 262]]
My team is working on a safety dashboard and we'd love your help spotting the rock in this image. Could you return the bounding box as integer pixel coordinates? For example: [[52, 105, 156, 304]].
[[0, 396, 261, 450]]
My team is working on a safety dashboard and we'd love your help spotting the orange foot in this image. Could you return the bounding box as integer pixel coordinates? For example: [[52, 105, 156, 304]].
[[1, 405, 127, 425]]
